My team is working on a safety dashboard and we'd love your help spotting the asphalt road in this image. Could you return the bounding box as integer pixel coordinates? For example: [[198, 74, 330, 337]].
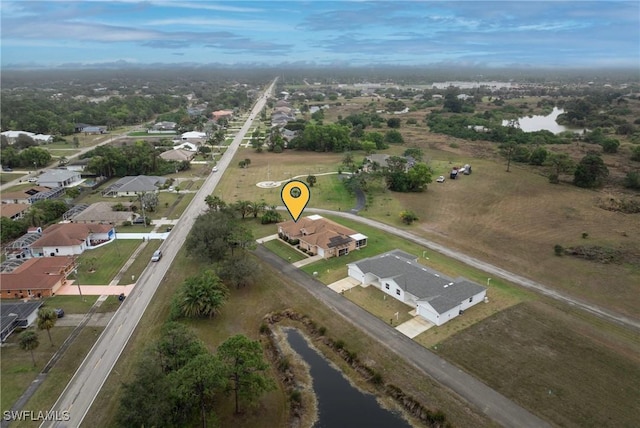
[[295, 207, 640, 332], [40, 78, 278, 428], [254, 245, 551, 428]]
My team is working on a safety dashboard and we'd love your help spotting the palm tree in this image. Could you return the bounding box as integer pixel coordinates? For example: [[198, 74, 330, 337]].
[[37, 307, 57, 346], [176, 270, 229, 318], [251, 200, 267, 219], [19, 330, 40, 366], [233, 200, 252, 219], [205, 195, 226, 212]]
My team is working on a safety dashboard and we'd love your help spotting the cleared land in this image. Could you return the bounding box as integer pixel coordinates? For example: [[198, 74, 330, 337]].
[[436, 301, 640, 427], [75, 240, 140, 284]]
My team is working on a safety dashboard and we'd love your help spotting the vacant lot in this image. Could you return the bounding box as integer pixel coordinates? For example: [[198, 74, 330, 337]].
[[436, 301, 640, 427], [76, 240, 140, 284], [84, 248, 492, 428]]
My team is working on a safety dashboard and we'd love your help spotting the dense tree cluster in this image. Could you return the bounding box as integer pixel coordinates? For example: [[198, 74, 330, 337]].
[[1, 145, 52, 169], [117, 323, 273, 427], [573, 153, 609, 188], [1, 93, 185, 135], [81, 141, 188, 177], [1, 199, 69, 243], [290, 123, 353, 152]]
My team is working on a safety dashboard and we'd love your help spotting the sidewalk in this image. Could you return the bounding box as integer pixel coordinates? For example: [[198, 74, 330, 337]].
[[56, 282, 135, 296]]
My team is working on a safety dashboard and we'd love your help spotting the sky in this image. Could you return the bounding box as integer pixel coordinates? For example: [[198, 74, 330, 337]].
[[1, 1, 639, 69]]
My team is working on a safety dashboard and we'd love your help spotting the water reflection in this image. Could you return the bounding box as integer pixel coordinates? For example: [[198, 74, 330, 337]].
[[285, 329, 411, 428], [503, 107, 582, 134]]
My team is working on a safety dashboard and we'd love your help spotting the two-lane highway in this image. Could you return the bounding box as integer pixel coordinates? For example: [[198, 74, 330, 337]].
[[41, 78, 278, 428]]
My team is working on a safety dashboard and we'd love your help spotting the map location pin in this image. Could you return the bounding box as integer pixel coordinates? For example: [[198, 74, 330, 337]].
[[281, 180, 310, 222]]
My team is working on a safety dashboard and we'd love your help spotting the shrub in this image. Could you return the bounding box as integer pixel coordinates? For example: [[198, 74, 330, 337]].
[[554, 244, 564, 256], [278, 357, 290, 371], [318, 326, 327, 335], [371, 372, 384, 385], [122, 221, 132, 227], [259, 323, 269, 334], [582, 232, 589, 239], [335, 339, 345, 350], [449, 142, 459, 149], [290, 390, 302, 403]]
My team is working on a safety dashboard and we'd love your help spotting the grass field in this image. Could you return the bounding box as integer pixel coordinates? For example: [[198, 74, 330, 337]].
[[76, 240, 140, 284], [0, 173, 25, 184], [12, 326, 105, 428], [262, 238, 307, 263], [42, 295, 99, 314], [436, 301, 640, 427], [84, 248, 492, 428], [0, 325, 103, 415]]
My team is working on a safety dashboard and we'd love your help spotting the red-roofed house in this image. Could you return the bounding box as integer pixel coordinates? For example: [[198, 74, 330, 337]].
[[0, 256, 75, 299], [277, 215, 367, 259], [212, 109, 234, 122], [30, 223, 115, 257]]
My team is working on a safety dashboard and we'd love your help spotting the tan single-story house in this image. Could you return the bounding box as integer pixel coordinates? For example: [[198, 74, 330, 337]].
[[30, 223, 115, 257], [347, 250, 487, 326], [1, 204, 30, 220], [212, 110, 234, 122], [0, 256, 75, 299], [159, 149, 196, 162], [277, 215, 367, 259], [1, 187, 51, 205]]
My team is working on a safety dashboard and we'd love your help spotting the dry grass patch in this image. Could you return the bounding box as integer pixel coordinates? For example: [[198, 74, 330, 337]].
[[436, 301, 640, 427]]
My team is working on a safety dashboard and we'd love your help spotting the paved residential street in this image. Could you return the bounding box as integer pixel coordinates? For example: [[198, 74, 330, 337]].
[[40, 79, 277, 428], [254, 245, 551, 428]]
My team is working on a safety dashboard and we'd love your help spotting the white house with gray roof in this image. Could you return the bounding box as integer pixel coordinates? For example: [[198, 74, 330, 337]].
[[347, 250, 486, 326], [102, 175, 167, 197]]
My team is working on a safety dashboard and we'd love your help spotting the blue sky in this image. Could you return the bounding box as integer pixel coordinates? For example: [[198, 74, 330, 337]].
[[1, 1, 638, 68]]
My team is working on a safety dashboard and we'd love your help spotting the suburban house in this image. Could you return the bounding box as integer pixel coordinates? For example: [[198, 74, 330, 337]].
[[347, 250, 487, 326], [3, 228, 42, 261], [1, 186, 62, 205], [159, 149, 196, 162], [1, 204, 30, 221], [30, 223, 115, 257], [151, 121, 177, 132], [37, 170, 81, 188], [81, 126, 107, 135], [363, 154, 416, 172], [102, 175, 167, 197], [66, 158, 91, 173], [1, 130, 53, 144], [277, 215, 367, 259], [70, 202, 134, 225], [1, 301, 44, 342], [212, 110, 234, 122], [0, 256, 74, 301], [171, 141, 199, 152], [181, 131, 207, 141]]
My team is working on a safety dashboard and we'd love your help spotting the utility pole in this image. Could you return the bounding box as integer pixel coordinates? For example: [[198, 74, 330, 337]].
[[74, 267, 84, 301]]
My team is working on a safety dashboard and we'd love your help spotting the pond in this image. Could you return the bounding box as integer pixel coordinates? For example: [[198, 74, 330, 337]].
[[502, 107, 584, 134], [285, 329, 412, 428]]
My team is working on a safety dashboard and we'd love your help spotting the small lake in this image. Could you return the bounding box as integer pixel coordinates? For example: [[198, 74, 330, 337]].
[[286, 329, 411, 428], [502, 107, 583, 134]]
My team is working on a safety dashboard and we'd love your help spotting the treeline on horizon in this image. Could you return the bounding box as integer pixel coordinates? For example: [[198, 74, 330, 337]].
[[2, 66, 639, 90]]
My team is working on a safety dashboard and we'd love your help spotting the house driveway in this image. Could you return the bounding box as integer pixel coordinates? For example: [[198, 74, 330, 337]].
[[396, 316, 434, 338], [327, 277, 361, 293], [55, 283, 134, 296], [55, 312, 115, 327]]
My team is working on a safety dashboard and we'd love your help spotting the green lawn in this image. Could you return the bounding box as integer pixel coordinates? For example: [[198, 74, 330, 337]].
[[262, 238, 307, 263], [168, 192, 196, 219], [42, 295, 99, 314], [76, 240, 140, 284], [343, 285, 415, 325], [121, 240, 162, 283], [0, 173, 24, 184]]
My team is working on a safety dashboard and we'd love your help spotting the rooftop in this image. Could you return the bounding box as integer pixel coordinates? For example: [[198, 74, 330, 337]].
[[350, 250, 485, 314]]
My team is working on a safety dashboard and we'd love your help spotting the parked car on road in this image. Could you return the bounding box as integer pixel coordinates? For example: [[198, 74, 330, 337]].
[[54, 308, 65, 318], [2, 166, 13, 172], [27, 177, 38, 183]]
